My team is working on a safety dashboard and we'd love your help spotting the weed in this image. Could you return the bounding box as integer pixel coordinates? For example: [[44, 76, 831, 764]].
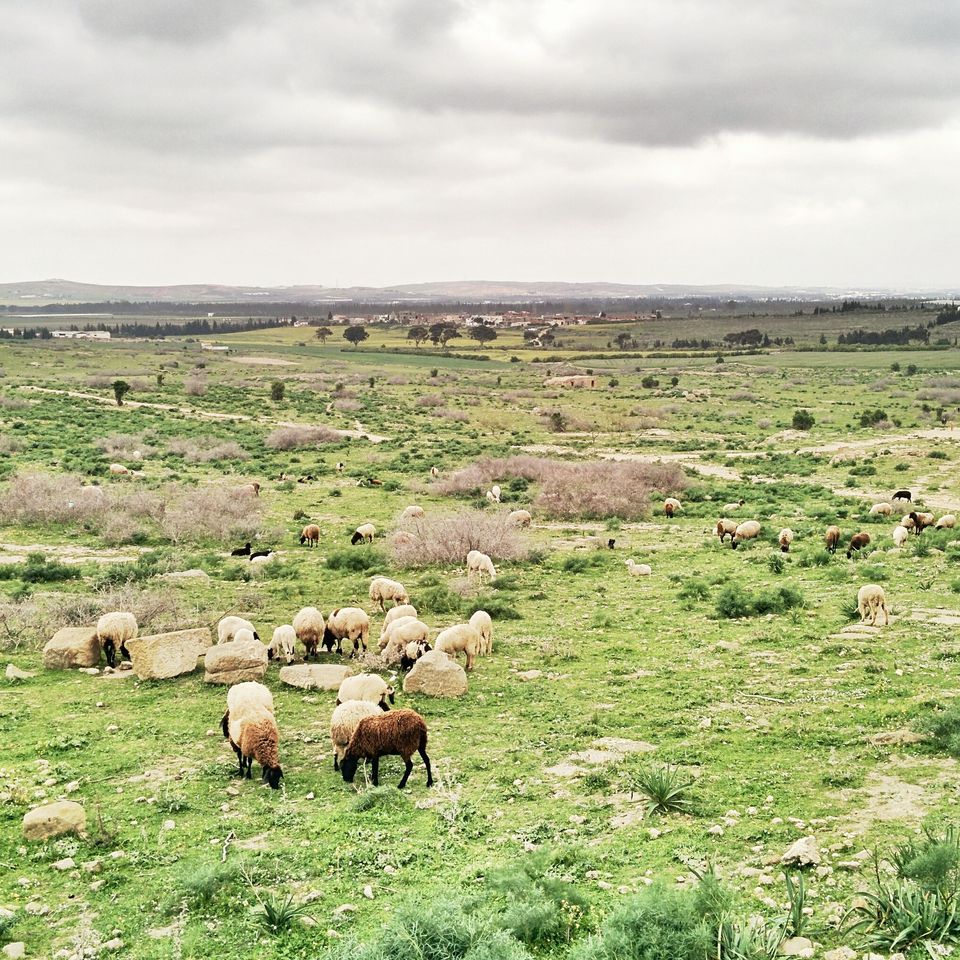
[[352, 786, 409, 813], [627, 764, 694, 816], [325, 549, 387, 573], [678, 578, 711, 602], [254, 891, 314, 933], [920, 702, 960, 757], [783, 870, 808, 937]]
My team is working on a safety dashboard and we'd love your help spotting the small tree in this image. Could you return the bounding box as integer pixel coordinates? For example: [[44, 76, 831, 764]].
[[792, 409, 815, 430], [156, 372, 165, 387], [615, 332, 632, 350], [343, 325, 369, 347], [112, 380, 130, 406], [270, 381, 285, 402], [428, 322, 460, 347], [315, 326, 332, 344], [408, 325, 428, 347], [468, 325, 498, 347]]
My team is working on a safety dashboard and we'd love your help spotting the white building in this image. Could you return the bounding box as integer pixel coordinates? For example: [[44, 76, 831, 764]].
[[51, 330, 111, 340]]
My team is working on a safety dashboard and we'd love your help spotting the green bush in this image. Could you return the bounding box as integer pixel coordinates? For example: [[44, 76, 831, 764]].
[[715, 584, 753, 619], [678, 578, 711, 602], [921, 703, 960, 757], [715, 583, 804, 619], [791, 409, 815, 430], [464, 597, 521, 621], [418, 584, 463, 616], [0, 554, 81, 583], [560, 554, 606, 573], [325, 548, 387, 573]]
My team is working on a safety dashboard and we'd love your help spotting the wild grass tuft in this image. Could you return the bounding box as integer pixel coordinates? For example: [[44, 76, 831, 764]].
[[627, 764, 694, 816]]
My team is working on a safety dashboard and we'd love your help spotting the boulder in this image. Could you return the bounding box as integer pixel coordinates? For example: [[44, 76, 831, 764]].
[[402, 649, 467, 698], [5, 663, 35, 680], [779, 937, 814, 958], [2, 944, 26, 960], [204, 636, 268, 684], [279, 664, 354, 691], [42, 627, 100, 669], [780, 835, 821, 868], [23, 800, 86, 840], [125, 628, 212, 680]]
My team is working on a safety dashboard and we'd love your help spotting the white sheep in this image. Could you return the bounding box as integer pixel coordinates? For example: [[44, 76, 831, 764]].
[[869, 502, 892, 517], [507, 509, 532, 527], [716, 518, 738, 543], [469, 609, 493, 656], [625, 559, 652, 577], [97, 611, 138, 669], [232, 628, 257, 645], [108, 463, 130, 476], [466, 549, 497, 582], [485, 485, 501, 504], [368, 576, 410, 612], [268, 624, 297, 665], [351, 522, 376, 545], [778, 528, 794, 553], [400, 505, 425, 521], [663, 497, 682, 518], [226, 680, 275, 719], [936, 514, 956, 529], [324, 607, 370, 657], [218, 616, 259, 644], [892, 525, 910, 548], [337, 673, 395, 710], [722, 499, 744, 513], [292, 606, 325, 660], [435, 623, 482, 671], [379, 604, 418, 645], [731, 520, 761, 549], [329, 699, 381, 771], [857, 584, 889, 626], [381, 618, 430, 664], [430, 466, 440, 478]]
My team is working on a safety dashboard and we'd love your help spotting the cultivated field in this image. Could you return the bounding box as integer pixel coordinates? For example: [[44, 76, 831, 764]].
[[1, 318, 959, 960]]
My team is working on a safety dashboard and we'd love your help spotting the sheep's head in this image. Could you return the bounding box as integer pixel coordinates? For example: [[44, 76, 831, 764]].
[[340, 755, 359, 783], [321, 626, 337, 653], [299, 534, 307, 544], [263, 765, 283, 790], [351, 531, 363, 545]]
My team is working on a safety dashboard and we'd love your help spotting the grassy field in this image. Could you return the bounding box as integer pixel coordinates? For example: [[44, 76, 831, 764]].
[[1, 318, 960, 959]]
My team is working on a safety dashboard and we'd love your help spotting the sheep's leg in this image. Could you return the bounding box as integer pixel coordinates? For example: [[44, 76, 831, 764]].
[[370, 756, 380, 787], [398, 757, 413, 789], [333, 752, 339, 772], [466, 651, 474, 671], [420, 747, 433, 787], [103, 638, 116, 669], [120, 642, 131, 662]]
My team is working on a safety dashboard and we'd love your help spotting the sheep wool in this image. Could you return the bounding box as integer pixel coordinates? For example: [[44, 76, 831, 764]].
[[466, 549, 497, 582], [381, 618, 430, 665], [380, 604, 418, 644], [351, 523, 376, 545], [221, 682, 282, 788], [299, 524, 320, 547], [716, 519, 738, 543], [340, 708, 433, 789], [217, 616, 258, 644], [400, 505, 425, 521], [329, 700, 381, 770], [292, 607, 325, 660], [435, 623, 482, 671], [368, 576, 410, 613], [731, 520, 761, 549], [857, 584, 889, 626], [625, 560, 652, 577], [337, 673, 395, 710], [469, 609, 493, 656], [268, 624, 297, 665], [96, 611, 138, 669], [323, 607, 370, 657], [892, 525, 910, 548], [778, 529, 794, 553], [507, 509, 532, 527]]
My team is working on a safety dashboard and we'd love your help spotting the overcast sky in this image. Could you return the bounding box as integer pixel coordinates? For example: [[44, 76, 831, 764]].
[[2, 0, 959, 289]]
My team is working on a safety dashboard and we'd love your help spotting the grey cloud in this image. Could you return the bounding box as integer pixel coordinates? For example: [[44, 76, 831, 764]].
[[78, 0, 262, 44]]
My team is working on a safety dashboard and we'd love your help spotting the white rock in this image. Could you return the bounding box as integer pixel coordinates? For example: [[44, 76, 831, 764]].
[[781, 835, 821, 867], [822, 948, 856, 960], [2, 944, 26, 960], [5, 664, 35, 680], [163, 820, 175, 830], [362, 885, 374, 900], [52, 857, 75, 871], [779, 936, 814, 957]]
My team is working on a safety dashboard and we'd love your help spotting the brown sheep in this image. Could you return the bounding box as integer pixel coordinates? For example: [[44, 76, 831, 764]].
[[846, 531, 871, 559], [220, 707, 282, 789], [664, 497, 682, 518], [299, 523, 320, 547], [339, 708, 433, 789], [716, 519, 738, 543], [825, 525, 841, 554], [909, 511, 935, 534]]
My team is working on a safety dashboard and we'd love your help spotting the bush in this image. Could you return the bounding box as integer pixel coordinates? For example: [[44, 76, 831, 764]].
[[160, 484, 263, 544], [677, 578, 711, 602], [561, 554, 606, 573], [0, 554, 81, 584], [920, 702, 960, 757], [715, 583, 804, 619], [325, 548, 388, 573], [792, 409, 815, 430], [270, 381, 285, 401], [167, 438, 248, 462], [627, 764, 694, 816], [184, 375, 207, 396], [715, 583, 753, 619], [417, 584, 464, 616], [463, 596, 521, 620], [390, 511, 530, 567], [265, 424, 341, 450]]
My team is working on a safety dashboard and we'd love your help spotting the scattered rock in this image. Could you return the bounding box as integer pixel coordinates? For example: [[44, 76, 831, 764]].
[[362, 885, 374, 899], [779, 936, 814, 957], [334, 903, 357, 916], [52, 857, 75, 871], [125, 628, 212, 680], [402, 650, 467, 698], [780, 836, 821, 868], [822, 947, 856, 960], [516, 670, 543, 681], [2, 944, 26, 960], [5, 664, 35, 680], [279, 663, 354, 691], [42, 627, 99, 670], [102, 938, 124, 952], [204, 636, 268, 684], [707, 825, 724, 836], [544, 762, 586, 778], [23, 800, 86, 840], [868, 729, 925, 747]]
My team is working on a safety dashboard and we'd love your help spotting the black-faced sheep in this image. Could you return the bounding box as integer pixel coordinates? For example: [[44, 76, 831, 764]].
[[936, 514, 956, 529], [329, 700, 381, 771], [217, 616, 260, 643], [857, 583, 889, 626], [825, 525, 841, 554], [664, 497, 682, 518], [268, 625, 297, 664], [399, 639, 431, 671], [909, 511, 935, 534], [292, 606, 325, 660], [221, 681, 282, 788], [846, 531, 871, 558], [299, 524, 320, 547], [722, 499, 745, 513], [97, 611, 138, 669], [340, 708, 433, 789], [778, 528, 794, 553], [323, 607, 370, 657], [380, 617, 430, 664], [892, 489, 912, 503], [368, 576, 410, 612], [731, 520, 761, 549], [351, 523, 376, 545]]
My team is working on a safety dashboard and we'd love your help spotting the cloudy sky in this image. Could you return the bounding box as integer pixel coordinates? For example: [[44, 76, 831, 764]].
[[2, 0, 959, 288]]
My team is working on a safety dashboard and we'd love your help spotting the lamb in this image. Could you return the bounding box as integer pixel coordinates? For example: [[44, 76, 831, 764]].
[[936, 514, 956, 529], [400, 505, 425, 521], [230, 542, 252, 557], [846, 532, 871, 559], [731, 520, 761, 549], [233, 628, 257, 645], [469, 609, 493, 656], [435, 623, 482, 671], [857, 583, 889, 626], [336, 461, 345, 472], [351, 522, 376, 545], [400, 639, 431, 671], [249, 550, 274, 562], [900, 514, 916, 531], [507, 509, 532, 527], [108, 463, 130, 476], [892, 489, 912, 503], [892, 525, 910, 548], [292, 606, 325, 660], [466, 549, 497, 582], [368, 576, 410, 612], [909, 511, 935, 533], [380, 618, 430, 664], [485, 485, 501, 504], [336, 673, 395, 711], [778, 528, 794, 553], [268, 624, 297, 665], [716, 519, 738, 543], [299, 524, 320, 547], [869, 502, 892, 517], [323, 607, 370, 657], [625, 559, 652, 576], [217, 616, 260, 644], [221, 681, 282, 788], [379, 604, 418, 645], [97, 611, 138, 669], [722, 499, 745, 513], [663, 497, 682, 518], [339, 708, 433, 789], [825, 525, 841, 554], [329, 700, 381, 771]]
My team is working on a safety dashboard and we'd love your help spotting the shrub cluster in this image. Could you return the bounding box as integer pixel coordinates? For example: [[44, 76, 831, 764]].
[[264, 424, 342, 450], [390, 510, 530, 567], [715, 582, 805, 619]]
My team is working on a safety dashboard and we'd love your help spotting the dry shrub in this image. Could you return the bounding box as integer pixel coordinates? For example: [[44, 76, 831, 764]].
[[97, 434, 156, 459], [387, 376, 408, 385], [265, 424, 341, 450], [0, 395, 29, 410], [539, 409, 595, 433], [502, 390, 535, 402], [390, 510, 530, 567], [431, 456, 556, 496], [417, 393, 445, 408], [184, 375, 208, 396], [160, 485, 263, 543], [0, 473, 112, 525], [729, 390, 756, 401], [0, 436, 24, 454], [924, 376, 960, 389], [918, 388, 960, 404], [167, 438, 248, 462], [333, 398, 361, 412], [86, 375, 114, 389], [436, 408, 469, 422]]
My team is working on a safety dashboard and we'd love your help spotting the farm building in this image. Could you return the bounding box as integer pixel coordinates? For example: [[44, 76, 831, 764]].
[[544, 374, 597, 388]]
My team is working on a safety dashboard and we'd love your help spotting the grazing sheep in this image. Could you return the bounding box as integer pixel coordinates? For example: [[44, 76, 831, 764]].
[[379, 604, 418, 645], [299, 524, 320, 547], [351, 522, 376, 545], [857, 583, 889, 626], [664, 497, 682, 518], [400, 505, 425, 521], [716, 519, 738, 543], [329, 700, 381, 771], [268, 625, 297, 665], [900, 514, 916, 531], [892, 525, 910, 548], [825, 525, 841, 554], [846, 532, 871, 559], [230, 542, 252, 557], [323, 607, 370, 657], [233, 628, 257, 645], [869, 502, 892, 517], [607, 538, 616, 549], [108, 463, 130, 476], [218, 616, 259, 643], [368, 576, 410, 612], [466, 549, 497, 582], [469, 609, 493, 656], [731, 520, 761, 549], [221, 681, 282, 788], [778, 528, 794, 553], [892, 489, 912, 503], [507, 509, 532, 527], [936, 514, 956, 529], [625, 559, 652, 576], [399, 639, 431, 672], [435, 623, 482, 671], [292, 606, 325, 660], [97, 611, 138, 669], [722, 499, 745, 513], [430, 466, 440, 478], [337, 673, 395, 711], [336, 462, 345, 472], [380, 617, 430, 664], [909, 511, 935, 534], [340, 708, 433, 788], [236, 482, 261, 497]]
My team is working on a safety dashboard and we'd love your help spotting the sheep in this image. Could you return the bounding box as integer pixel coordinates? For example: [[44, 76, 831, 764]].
[[430, 466, 440, 478], [108, 463, 130, 476], [230, 542, 252, 557], [292, 606, 325, 660], [664, 497, 682, 518], [892, 489, 912, 503], [368, 576, 410, 613], [846, 532, 871, 559], [380, 618, 430, 664], [249, 550, 275, 563], [466, 549, 497, 582], [337, 673, 395, 711], [936, 514, 956, 529], [435, 623, 482, 671], [857, 584, 889, 626], [892, 525, 910, 548], [379, 604, 418, 645], [323, 607, 370, 657], [351, 523, 376, 545], [268, 625, 297, 665], [400, 505, 425, 521], [221, 681, 282, 788], [716, 519, 738, 543], [778, 528, 794, 553], [507, 509, 532, 527], [399, 639, 431, 672], [97, 611, 138, 669], [731, 520, 761, 549], [299, 524, 320, 547], [236, 481, 261, 497], [329, 700, 381, 771], [485, 485, 501, 504], [218, 616, 259, 644], [469, 609, 493, 656], [339, 708, 433, 788], [900, 514, 916, 531], [825, 525, 841, 554], [909, 511, 935, 534], [625, 559, 652, 576], [336, 461, 345, 472], [722, 499, 745, 513], [869, 502, 892, 517], [233, 628, 257, 645]]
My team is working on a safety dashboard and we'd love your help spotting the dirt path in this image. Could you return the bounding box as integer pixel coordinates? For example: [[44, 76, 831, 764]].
[[0, 542, 145, 564]]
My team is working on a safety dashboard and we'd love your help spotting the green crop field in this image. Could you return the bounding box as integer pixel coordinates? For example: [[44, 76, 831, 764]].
[[1, 315, 959, 959]]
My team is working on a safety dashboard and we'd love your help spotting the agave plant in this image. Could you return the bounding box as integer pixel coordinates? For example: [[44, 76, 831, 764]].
[[627, 764, 694, 816], [254, 892, 314, 933]]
